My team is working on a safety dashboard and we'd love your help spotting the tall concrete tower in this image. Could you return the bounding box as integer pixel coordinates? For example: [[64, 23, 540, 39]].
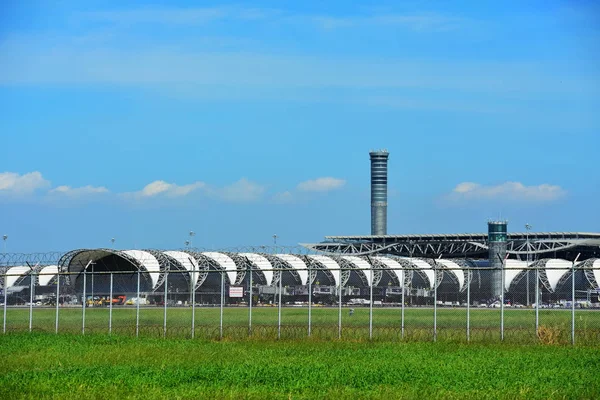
[[370, 150, 389, 235], [488, 220, 508, 299]]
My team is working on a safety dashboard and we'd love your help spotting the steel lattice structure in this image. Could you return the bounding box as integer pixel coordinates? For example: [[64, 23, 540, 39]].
[[301, 232, 600, 259]]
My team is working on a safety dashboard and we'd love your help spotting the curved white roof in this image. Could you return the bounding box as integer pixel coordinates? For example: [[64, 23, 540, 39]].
[[592, 259, 600, 288], [505, 260, 528, 291], [545, 259, 571, 291], [373, 256, 403, 283], [437, 259, 464, 290], [5, 266, 30, 287], [340, 256, 372, 286], [307, 255, 340, 286], [405, 258, 435, 289], [164, 251, 201, 287], [202, 252, 237, 284], [274, 254, 307, 285], [122, 250, 161, 289], [38, 265, 59, 286], [239, 253, 273, 285]]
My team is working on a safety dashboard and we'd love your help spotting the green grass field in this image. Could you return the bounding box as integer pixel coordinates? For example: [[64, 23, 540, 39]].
[[3, 306, 600, 343], [1, 333, 599, 399]]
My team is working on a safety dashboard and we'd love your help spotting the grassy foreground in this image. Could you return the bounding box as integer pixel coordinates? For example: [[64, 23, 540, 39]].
[[1, 333, 599, 400], [3, 306, 600, 343]]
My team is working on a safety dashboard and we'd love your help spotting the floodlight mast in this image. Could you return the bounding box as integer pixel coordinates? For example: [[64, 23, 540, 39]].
[[2, 235, 7, 254], [189, 231, 196, 249]]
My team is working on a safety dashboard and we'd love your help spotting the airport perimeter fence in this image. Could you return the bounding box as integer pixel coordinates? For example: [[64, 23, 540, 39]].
[[1, 264, 600, 345]]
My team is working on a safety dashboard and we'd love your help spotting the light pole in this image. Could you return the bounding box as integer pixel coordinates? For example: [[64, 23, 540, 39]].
[[273, 234, 277, 254], [189, 231, 195, 249], [111, 238, 115, 248], [2, 235, 7, 253], [184, 240, 190, 249], [525, 224, 532, 306]]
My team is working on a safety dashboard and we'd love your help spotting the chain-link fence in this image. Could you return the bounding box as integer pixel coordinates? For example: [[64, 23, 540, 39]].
[[1, 257, 599, 344]]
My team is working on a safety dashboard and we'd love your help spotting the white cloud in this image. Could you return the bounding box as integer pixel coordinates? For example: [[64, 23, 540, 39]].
[[129, 178, 265, 202], [212, 178, 265, 202], [0, 171, 50, 195], [49, 185, 109, 197], [138, 180, 206, 198], [448, 181, 566, 202], [297, 177, 346, 192]]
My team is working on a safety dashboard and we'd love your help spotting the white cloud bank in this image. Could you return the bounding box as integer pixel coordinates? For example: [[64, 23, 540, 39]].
[[130, 178, 265, 202], [0, 171, 50, 194], [0, 170, 343, 204], [0, 171, 266, 203], [448, 181, 566, 202], [139, 180, 206, 197], [297, 177, 346, 192], [49, 185, 110, 197]]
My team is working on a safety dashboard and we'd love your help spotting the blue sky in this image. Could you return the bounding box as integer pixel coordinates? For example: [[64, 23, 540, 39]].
[[0, 0, 599, 252]]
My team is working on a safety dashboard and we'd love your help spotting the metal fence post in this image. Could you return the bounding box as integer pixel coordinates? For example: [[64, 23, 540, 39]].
[[338, 271, 342, 340], [571, 260, 575, 345], [501, 262, 505, 341], [29, 269, 34, 333], [571, 254, 580, 346], [248, 262, 252, 337], [369, 266, 373, 340], [191, 263, 196, 339], [433, 266, 437, 343], [3, 272, 8, 334], [401, 268, 405, 340], [466, 269, 470, 342], [308, 262, 312, 337], [219, 270, 224, 340], [91, 266, 94, 309], [163, 269, 168, 338], [82, 270, 87, 335], [277, 268, 282, 340], [535, 264, 539, 338], [136, 271, 140, 338], [55, 273, 60, 334], [109, 273, 113, 334]]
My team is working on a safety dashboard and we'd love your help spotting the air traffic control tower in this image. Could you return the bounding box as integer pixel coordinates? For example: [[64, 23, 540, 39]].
[[488, 220, 508, 299], [370, 150, 389, 235]]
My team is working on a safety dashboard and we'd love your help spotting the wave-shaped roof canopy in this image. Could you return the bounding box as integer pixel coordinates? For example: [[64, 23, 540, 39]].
[[274, 254, 307, 285], [239, 253, 273, 285], [202, 252, 237, 284], [164, 251, 201, 287], [1, 249, 589, 295], [38, 265, 59, 286], [6, 266, 30, 287], [307, 255, 340, 286], [373, 256, 403, 284]]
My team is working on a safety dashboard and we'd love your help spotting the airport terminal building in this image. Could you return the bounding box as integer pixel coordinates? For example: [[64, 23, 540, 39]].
[[1, 150, 599, 307]]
